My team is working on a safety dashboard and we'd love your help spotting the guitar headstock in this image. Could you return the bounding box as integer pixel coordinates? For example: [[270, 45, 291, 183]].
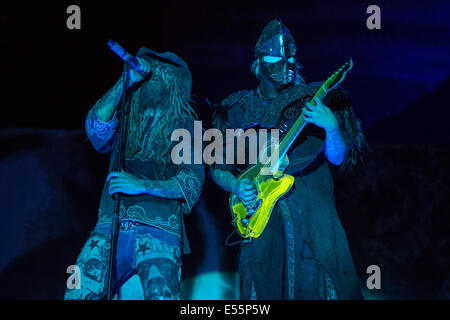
[[323, 58, 354, 92]]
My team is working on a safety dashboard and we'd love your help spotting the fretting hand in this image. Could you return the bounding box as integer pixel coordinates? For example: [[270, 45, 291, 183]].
[[302, 97, 339, 132]]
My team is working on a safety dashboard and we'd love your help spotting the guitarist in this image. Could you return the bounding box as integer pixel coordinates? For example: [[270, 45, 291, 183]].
[[211, 20, 368, 299]]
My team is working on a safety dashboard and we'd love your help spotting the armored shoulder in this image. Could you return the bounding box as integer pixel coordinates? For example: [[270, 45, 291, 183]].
[[212, 90, 251, 131]]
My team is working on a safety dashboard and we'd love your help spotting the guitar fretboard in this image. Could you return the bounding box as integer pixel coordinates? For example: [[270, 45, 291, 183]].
[[261, 59, 353, 172]]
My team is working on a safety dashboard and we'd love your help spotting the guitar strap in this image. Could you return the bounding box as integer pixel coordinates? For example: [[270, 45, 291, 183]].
[[276, 100, 304, 136]]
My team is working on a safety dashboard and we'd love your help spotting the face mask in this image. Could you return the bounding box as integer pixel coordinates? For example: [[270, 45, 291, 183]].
[[258, 33, 297, 91]]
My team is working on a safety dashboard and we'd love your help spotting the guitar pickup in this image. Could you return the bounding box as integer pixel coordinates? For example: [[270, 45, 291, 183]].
[[242, 199, 262, 226], [279, 123, 288, 133]]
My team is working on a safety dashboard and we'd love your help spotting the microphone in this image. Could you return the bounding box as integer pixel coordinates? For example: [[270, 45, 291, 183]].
[[107, 40, 150, 77]]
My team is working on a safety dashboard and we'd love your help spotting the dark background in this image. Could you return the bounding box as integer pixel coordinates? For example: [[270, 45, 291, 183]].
[[1, 0, 449, 299]]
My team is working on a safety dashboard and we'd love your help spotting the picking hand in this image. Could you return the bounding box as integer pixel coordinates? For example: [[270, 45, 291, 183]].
[[232, 178, 258, 207]]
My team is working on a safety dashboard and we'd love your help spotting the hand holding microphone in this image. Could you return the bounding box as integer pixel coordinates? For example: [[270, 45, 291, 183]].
[[126, 57, 151, 88], [107, 40, 151, 88]]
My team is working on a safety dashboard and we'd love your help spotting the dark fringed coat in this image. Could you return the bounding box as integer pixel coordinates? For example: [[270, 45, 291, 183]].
[[212, 82, 368, 299]]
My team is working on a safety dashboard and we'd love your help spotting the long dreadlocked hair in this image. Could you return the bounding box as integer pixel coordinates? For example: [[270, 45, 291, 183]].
[[125, 65, 197, 173], [334, 106, 370, 172]]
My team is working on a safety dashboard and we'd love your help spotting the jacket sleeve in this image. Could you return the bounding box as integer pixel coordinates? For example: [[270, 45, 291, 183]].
[[85, 105, 118, 154], [325, 86, 370, 172], [210, 90, 249, 173], [171, 119, 205, 213]]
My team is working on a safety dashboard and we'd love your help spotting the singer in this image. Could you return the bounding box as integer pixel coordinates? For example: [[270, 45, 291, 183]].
[[64, 47, 204, 300]]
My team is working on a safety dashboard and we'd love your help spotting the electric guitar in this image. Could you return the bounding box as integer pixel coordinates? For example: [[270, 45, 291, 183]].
[[229, 59, 354, 239]]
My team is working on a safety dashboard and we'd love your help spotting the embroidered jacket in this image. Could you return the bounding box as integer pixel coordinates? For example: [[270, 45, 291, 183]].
[[85, 101, 204, 254]]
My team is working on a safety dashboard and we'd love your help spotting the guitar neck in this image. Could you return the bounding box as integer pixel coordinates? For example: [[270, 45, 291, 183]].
[[264, 85, 328, 169], [262, 58, 354, 172], [280, 85, 328, 156]]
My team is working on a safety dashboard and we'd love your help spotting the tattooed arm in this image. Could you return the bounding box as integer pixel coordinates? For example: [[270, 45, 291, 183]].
[[212, 168, 257, 206], [84, 78, 123, 153], [107, 168, 204, 213], [107, 169, 204, 212], [211, 168, 238, 193], [85, 58, 151, 153], [144, 178, 185, 199], [107, 171, 183, 199], [95, 79, 125, 123], [97, 57, 152, 122]]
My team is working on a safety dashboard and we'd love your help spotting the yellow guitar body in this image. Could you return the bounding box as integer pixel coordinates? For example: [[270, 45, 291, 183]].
[[229, 164, 295, 238]]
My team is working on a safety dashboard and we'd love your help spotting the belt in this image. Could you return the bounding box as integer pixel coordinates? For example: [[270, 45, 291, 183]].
[[119, 219, 147, 231]]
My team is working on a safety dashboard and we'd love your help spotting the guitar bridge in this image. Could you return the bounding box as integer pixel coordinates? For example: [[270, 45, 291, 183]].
[[242, 199, 262, 226]]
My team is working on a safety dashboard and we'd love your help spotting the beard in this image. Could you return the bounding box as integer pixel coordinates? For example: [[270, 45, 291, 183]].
[[125, 75, 196, 169], [125, 84, 168, 162]]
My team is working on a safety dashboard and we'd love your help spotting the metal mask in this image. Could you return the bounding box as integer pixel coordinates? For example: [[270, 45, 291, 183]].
[[254, 20, 298, 91]]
